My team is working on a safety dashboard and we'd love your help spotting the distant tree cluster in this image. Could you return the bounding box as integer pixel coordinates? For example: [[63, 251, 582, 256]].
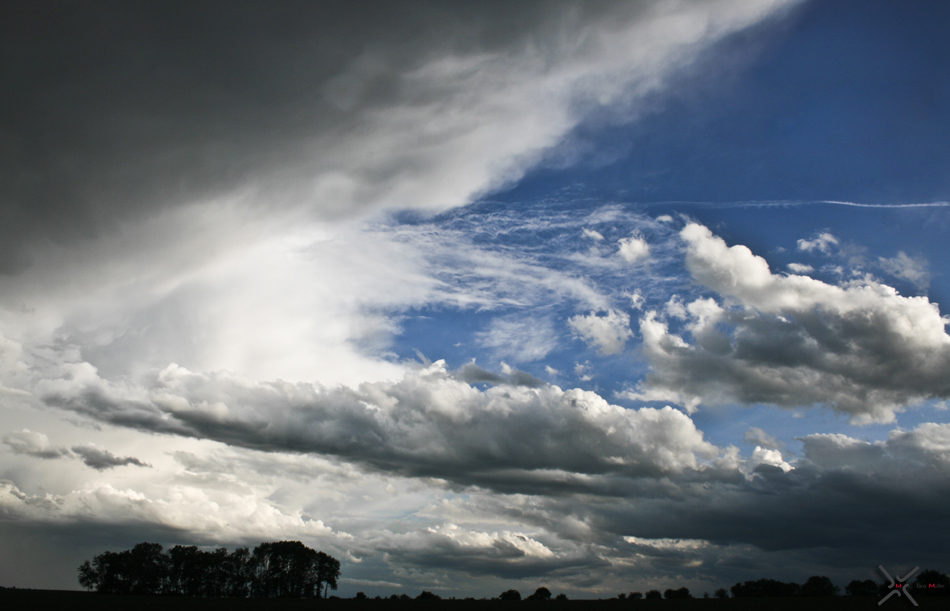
[[78, 541, 340, 598], [616, 588, 690, 600], [498, 588, 561, 601], [730, 576, 836, 598], [663, 587, 691, 599], [720, 571, 950, 599]]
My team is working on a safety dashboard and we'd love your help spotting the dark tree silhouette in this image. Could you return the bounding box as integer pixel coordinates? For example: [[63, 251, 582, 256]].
[[315, 550, 341, 598], [77, 540, 338, 598], [251, 541, 328, 598], [129, 543, 169, 594], [78, 542, 168, 594], [644, 589, 661, 600], [527, 587, 551, 600], [714, 587, 729, 599], [628, 591, 643, 600], [225, 547, 254, 598], [499, 589, 521, 600], [166, 545, 205, 596], [914, 569, 950, 597], [416, 591, 441, 600], [163, 546, 239, 597], [664, 586, 691, 599], [78, 551, 128, 593], [555, 593, 568, 600], [845, 579, 878, 596], [800, 575, 839, 596]]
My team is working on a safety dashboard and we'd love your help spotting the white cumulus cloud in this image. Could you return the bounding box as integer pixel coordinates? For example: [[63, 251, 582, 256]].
[[618, 236, 651, 263], [629, 223, 950, 422], [568, 310, 634, 355]]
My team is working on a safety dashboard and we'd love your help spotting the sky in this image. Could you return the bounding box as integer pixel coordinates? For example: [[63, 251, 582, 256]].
[[2, 0, 950, 598]]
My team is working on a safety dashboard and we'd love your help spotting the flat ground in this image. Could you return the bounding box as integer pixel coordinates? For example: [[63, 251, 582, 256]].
[[2, 590, 948, 611]]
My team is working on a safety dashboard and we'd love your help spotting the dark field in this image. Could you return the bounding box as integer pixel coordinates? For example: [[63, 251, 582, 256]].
[[3, 590, 950, 611]]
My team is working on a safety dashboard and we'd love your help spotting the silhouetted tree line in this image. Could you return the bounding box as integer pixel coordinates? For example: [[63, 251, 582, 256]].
[[344, 570, 949, 603], [606, 570, 950, 601], [78, 541, 340, 598], [723, 571, 950, 599]]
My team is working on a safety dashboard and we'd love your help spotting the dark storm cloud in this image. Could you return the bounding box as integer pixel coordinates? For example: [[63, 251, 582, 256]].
[[594, 425, 950, 561], [355, 421, 950, 588], [449, 424, 948, 589], [1, 0, 684, 274]]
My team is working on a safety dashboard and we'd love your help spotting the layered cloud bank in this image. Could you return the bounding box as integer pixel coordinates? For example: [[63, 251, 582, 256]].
[[38, 360, 719, 494], [3, 203, 949, 593]]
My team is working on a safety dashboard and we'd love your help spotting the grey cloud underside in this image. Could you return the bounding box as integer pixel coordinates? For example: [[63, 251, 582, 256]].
[[384, 547, 609, 581], [521, 428, 950, 569], [345, 425, 950, 582], [644, 306, 950, 411], [610, 469, 950, 557], [2, 430, 150, 470], [70, 445, 151, 471], [37, 356, 950, 568]]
